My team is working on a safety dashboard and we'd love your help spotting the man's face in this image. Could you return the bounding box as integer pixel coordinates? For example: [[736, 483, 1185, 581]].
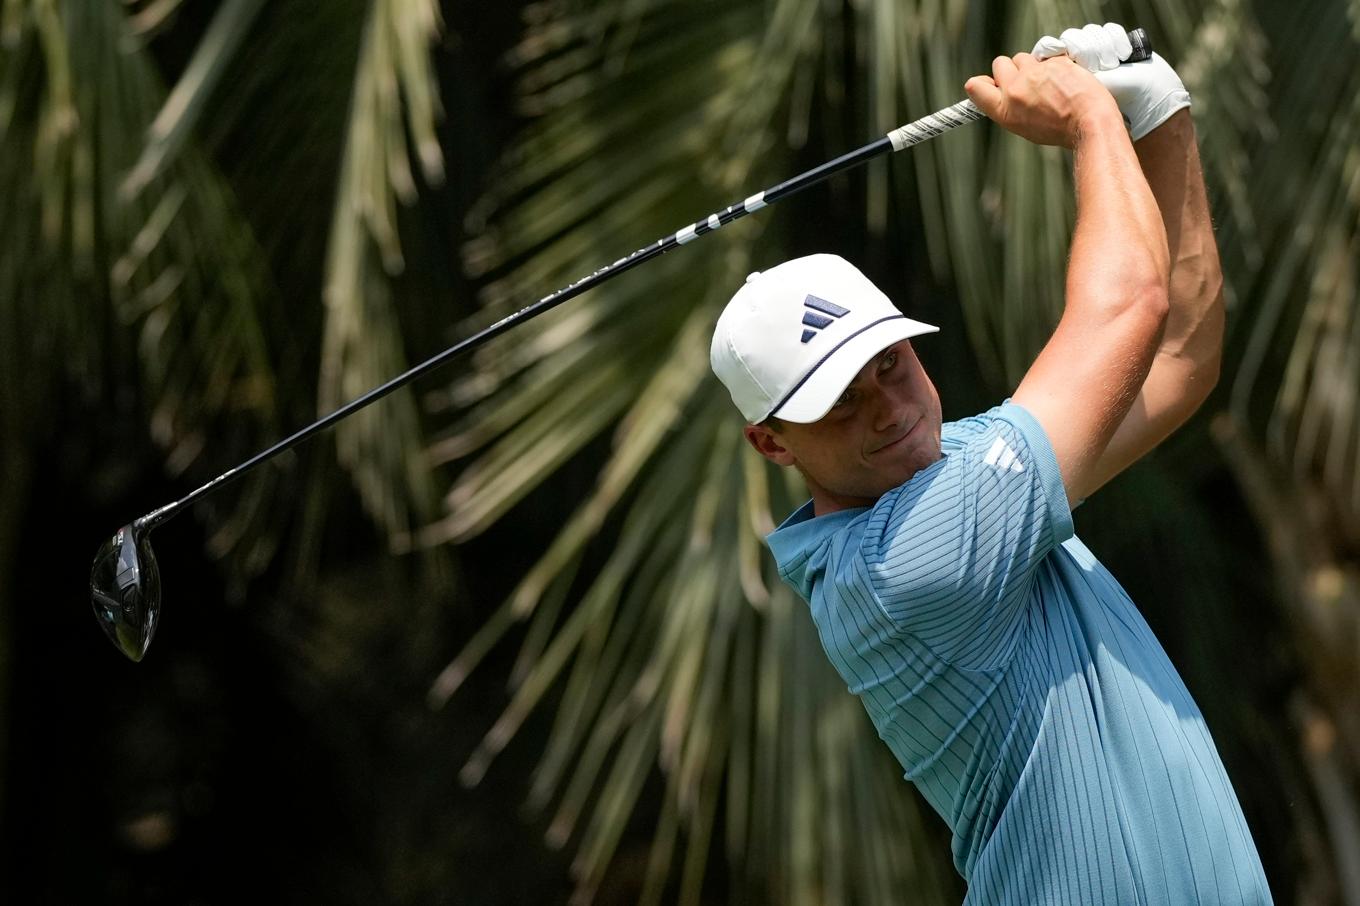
[[745, 341, 943, 513]]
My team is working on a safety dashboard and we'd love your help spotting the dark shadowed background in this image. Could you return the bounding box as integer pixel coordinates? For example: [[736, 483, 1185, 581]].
[[2, 1, 1358, 904]]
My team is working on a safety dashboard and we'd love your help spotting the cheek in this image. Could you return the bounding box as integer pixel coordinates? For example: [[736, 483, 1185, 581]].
[[912, 368, 941, 419], [808, 433, 869, 478]]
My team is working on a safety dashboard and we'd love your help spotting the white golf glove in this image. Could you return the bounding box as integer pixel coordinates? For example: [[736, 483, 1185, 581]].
[[1032, 22, 1191, 141]]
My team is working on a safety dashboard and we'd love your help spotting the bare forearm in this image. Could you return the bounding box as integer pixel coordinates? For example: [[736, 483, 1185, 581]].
[[1082, 110, 1224, 495], [970, 52, 1173, 503], [1014, 107, 1169, 502], [1134, 109, 1224, 393], [1069, 110, 1172, 310]]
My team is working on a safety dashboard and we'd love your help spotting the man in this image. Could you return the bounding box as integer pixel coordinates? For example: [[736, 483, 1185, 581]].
[[709, 23, 1272, 904]]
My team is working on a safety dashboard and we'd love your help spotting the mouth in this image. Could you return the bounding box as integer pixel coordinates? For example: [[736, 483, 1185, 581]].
[[870, 418, 922, 455]]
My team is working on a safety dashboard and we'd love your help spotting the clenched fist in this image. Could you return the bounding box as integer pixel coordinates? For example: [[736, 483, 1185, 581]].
[[964, 53, 1124, 148]]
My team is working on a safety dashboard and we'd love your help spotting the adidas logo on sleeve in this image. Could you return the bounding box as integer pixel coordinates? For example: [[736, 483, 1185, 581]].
[[984, 437, 1026, 473]]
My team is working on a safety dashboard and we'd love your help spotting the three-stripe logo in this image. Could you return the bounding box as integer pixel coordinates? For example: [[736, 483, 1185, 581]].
[[801, 294, 850, 344], [983, 437, 1026, 473]]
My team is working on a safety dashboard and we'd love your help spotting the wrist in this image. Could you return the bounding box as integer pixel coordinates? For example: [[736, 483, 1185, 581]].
[[1133, 107, 1193, 152], [1071, 102, 1126, 146]]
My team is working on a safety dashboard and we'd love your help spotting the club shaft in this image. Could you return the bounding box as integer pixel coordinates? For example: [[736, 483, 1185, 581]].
[[136, 100, 987, 530], [135, 19, 1154, 532]]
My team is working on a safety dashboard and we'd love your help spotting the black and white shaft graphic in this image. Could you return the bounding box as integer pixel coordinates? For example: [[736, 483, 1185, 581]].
[[92, 28, 1150, 661]]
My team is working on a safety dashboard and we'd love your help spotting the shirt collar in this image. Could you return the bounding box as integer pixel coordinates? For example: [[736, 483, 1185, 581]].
[[766, 500, 866, 572]]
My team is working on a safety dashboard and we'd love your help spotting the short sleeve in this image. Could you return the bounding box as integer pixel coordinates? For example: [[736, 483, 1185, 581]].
[[858, 402, 1074, 669]]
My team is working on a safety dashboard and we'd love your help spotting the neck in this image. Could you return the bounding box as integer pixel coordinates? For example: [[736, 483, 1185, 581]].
[[807, 479, 877, 517]]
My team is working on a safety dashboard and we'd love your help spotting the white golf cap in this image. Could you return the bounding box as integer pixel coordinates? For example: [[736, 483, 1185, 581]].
[[710, 254, 938, 423]]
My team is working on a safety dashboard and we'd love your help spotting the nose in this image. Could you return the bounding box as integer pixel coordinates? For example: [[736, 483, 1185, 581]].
[[867, 375, 906, 433]]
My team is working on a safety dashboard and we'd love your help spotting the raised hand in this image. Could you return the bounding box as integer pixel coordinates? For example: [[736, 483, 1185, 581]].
[[1032, 22, 1191, 140], [963, 52, 1123, 148]]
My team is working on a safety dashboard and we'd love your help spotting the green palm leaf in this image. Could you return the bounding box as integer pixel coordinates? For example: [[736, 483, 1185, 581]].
[[1227, 0, 1360, 529], [420, 0, 1359, 900], [119, 0, 268, 201], [2, 0, 452, 589], [424, 1, 997, 900], [1, 0, 286, 567], [317, 0, 447, 541], [1211, 5, 1360, 873], [115, 0, 447, 545]]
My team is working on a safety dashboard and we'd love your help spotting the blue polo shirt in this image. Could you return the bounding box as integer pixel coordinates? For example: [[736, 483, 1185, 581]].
[[767, 402, 1271, 905]]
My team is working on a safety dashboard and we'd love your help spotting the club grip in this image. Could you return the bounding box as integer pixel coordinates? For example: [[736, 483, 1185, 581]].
[[1125, 28, 1152, 62]]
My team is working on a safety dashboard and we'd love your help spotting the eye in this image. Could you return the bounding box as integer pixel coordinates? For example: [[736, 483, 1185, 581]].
[[832, 388, 855, 408], [878, 350, 898, 372]]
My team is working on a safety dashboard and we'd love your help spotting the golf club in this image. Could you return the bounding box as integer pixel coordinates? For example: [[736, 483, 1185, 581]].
[[91, 28, 1152, 661]]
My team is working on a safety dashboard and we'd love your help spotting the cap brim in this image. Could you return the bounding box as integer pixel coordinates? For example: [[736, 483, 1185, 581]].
[[770, 315, 939, 423]]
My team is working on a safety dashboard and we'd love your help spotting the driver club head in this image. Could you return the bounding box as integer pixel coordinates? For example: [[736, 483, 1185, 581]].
[[90, 523, 162, 661]]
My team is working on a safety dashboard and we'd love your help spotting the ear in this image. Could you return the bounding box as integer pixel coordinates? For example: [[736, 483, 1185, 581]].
[[744, 423, 796, 466]]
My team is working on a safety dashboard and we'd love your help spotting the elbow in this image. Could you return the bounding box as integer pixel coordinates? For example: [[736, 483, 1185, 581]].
[[1146, 283, 1171, 324], [1130, 281, 1171, 336], [1064, 274, 1169, 343], [1124, 282, 1171, 371]]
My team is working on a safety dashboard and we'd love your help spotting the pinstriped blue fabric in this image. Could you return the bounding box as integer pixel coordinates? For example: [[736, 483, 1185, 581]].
[[767, 402, 1271, 905]]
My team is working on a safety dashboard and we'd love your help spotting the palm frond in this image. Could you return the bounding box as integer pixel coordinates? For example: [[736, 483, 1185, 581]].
[[423, 0, 1360, 900], [120, 0, 268, 201], [907, 0, 1273, 387], [425, 1, 962, 901], [0, 0, 287, 569], [1226, 0, 1360, 534], [318, 0, 446, 541]]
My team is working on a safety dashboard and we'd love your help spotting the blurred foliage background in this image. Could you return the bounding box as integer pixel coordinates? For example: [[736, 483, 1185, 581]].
[[2, 0, 1358, 903]]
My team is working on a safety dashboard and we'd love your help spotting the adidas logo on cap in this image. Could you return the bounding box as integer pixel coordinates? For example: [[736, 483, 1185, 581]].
[[800, 295, 849, 343]]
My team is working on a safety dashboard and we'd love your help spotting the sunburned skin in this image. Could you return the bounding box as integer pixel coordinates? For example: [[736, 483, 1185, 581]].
[[743, 340, 944, 515]]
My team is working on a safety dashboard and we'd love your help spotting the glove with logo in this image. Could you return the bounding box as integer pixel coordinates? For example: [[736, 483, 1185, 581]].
[[1032, 22, 1191, 141]]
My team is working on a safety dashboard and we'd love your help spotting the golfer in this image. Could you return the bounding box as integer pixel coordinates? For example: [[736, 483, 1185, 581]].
[[710, 24, 1271, 904]]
